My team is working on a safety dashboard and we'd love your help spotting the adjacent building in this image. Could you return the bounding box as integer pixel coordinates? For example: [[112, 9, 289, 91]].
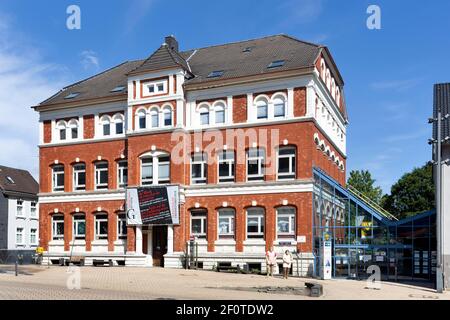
[[34, 34, 348, 273], [0, 165, 39, 263]]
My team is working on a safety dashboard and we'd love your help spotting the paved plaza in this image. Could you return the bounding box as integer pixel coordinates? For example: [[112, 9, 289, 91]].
[[0, 265, 447, 300]]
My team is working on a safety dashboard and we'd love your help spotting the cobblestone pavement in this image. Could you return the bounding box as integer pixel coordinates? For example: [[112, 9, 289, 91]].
[[0, 265, 447, 300]]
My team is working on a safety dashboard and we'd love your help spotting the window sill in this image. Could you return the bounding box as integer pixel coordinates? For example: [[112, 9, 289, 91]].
[[274, 239, 297, 245], [114, 239, 127, 245], [92, 240, 108, 245], [49, 240, 64, 245], [69, 240, 86, 245], [243, 239, 265, 245], [215, 239, 236, 245], [16, 216, 26, 220]]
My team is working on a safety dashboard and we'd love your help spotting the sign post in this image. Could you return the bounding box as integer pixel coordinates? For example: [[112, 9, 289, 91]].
[[322, 232, 332, 280]]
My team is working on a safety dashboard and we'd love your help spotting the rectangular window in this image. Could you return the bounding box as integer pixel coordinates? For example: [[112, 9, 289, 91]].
[[277, 207, 296, 238], [257, 105, 268, 119], [73, 215, 86, 240], [139, 116, 146, 129], [117, 214, 127, 239], [16, 200, 24, 217], [71, 127, 78, 139], [16, 228, 24, 245], [191, 211, 207, 239], [247, 148, 265, 181], [215, 109, 225, 124], [59, 129, 66, 140], [95, 162, 109, 190], [117, 161, 128, 188], [164, 111, 172, 126], [145, 80, 167, 95], [30, 202, 37, 218], [274, 103, 285, 117], [73, 163, 86, 191], [158, 156, 170, 184], [247, 208, 265, 239], [218, 209, 235, 239], [103, 123, 110, 136], [218, 151, 235, 183], [95, 214, 108, 240], [191, 153, 207, 184], [30, 228, 37, 245], [141, 158, 153, 185], [151, 113, 159, 128], [277, 147, 296, 180], [52, 165, 65, 192], [52, 215, 64, 240], [115, 122, 124, 134]]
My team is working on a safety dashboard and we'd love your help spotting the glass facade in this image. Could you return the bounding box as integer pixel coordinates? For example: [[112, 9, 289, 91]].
[[313, 169, 436, 282]]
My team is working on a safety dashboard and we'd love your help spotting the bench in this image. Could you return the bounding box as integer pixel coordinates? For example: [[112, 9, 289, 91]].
[[93, 259, 113, 267], [305, 282, 323, 297]]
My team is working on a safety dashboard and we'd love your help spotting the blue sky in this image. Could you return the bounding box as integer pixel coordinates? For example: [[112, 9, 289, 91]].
[[0, 0, 449, 193]]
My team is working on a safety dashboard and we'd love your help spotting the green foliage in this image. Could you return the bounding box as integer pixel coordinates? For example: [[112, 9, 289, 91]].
[[381, 162, 435, 219], [347, 170, 383, 205]]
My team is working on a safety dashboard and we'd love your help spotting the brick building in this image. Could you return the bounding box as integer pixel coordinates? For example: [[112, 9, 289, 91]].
[[33, 35, 347, 273]]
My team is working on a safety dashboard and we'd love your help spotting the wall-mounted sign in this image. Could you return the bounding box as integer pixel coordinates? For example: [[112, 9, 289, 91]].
[[297, 235, 306, 243], [126, 186, 179, 226]]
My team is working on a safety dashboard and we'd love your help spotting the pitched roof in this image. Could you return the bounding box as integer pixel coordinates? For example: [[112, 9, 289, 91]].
[[0, 165, 39, 198], [36, 34, 328, 108], [128, 44, 191, 76], [433, 83, 450, 144]]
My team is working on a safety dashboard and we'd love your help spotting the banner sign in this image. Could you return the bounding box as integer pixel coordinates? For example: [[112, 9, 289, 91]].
[[126, 186, 179, 226], [322, 231, 332, 280]]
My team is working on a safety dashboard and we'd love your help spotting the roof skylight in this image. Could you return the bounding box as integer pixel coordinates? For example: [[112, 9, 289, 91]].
[[6, 176, 15, 184], [267, 60, 285, 68], [110, 86, 126, 93], [207, 70, 224, 78], [64, 92, 80, 99]]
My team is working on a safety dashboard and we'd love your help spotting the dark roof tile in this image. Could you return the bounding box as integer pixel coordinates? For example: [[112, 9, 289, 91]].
[[0, 165, 38, 197]]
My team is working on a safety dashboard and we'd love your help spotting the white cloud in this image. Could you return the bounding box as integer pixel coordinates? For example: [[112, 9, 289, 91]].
[[278, 0, 323, 26], [370, 78, 422, 92], [80, 50, 100, 70], [0, 12, 66, 180]]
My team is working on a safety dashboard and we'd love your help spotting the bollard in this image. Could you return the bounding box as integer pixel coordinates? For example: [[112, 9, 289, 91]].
[[15, 261, 18, 276]]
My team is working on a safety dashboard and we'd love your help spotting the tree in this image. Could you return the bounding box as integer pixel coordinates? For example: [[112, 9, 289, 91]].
[[381, 162, 435, 219], [347, 170, 383, 205]]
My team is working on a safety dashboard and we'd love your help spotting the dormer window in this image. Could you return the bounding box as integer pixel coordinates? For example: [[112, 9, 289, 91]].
[[143, 79, 168, 97]]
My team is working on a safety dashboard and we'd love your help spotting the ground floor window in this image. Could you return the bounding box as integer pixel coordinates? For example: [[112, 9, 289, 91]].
[[218, 208, 235, 239], [16, 227, 24, 245], [117, 213, 127, 239], [52, 215, 64, 240], [247, 207, 265, 239], [191, 210, 207, 239], [95, 214, 108, 240], [30, 228, 37, 245], [73, 214, 86, 240], [277, 206, 296, 238]]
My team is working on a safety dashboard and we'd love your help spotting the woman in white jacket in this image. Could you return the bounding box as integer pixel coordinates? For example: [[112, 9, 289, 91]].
[[282, 250, 293, 279]]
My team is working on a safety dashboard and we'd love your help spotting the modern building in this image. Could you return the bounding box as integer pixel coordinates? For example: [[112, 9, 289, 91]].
[[0, 165, 39, 264], [433, 83, 450, 289], [34, 34, 348, 273]]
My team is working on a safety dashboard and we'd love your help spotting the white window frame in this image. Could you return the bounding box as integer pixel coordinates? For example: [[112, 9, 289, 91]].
[[16, 227, 24, 245], [218, 208, 235, 239], [191, 210, 207, 239], [162, 105, 173, 127], [140, 151, 171, 185], [100, 115, 112, 137], [95, 214, 108, 240], [72, 214, 86, 240], [246, 148, 265, 182], [136, 108, 147, 130], [117, 213, 127, 240], [68, 119, 79, 140], [52, 165, 65, 192], [30, 201, 37, 218], [16, 199, 24, 217], [113, 113, 125, 135], [140, 157, 153, 185], [276, 206, 296, 238], [150, 107, 159, 128], [157, 155, 170, 184], [256, 99, 268, 120], [95, 161, 109, 190], [144, 80, 168, 96], [214, 102, 226, 124], [56, 120, 67, 141], [52, 215, 64, 240], [277, 146, 296, 180], [191, 153, 207, 185], [218, 150, 235, 183], [117, 160, 128, 189], [30, 228, 37, 245], [273, 96, 286, 118], [246, 208, 265, 239], [73, 163, 86, 191], [199, 106, 210, 126]]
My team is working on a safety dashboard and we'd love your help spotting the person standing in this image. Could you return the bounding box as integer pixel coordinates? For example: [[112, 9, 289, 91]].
[[282, 250, 293, 279], [265, 246, 277, 277]]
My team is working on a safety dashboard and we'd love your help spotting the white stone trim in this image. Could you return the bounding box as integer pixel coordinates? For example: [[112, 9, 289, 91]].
[[38, 190, 125, 204]]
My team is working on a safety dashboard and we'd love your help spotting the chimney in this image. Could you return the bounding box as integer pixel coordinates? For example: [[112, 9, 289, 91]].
[[165, 35, 178, 52]]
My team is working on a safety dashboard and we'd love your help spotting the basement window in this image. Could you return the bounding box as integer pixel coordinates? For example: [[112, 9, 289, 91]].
[[64, 92, 80, 99], [207, 70, 224, 78], [267, 60, 285, 68]]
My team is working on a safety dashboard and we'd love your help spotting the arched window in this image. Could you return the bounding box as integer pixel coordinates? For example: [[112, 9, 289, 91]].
[[68, 119, 79, 139], [136, 109, 146, 130], [246, 207, 265, 239], [139, 151, 171, 185], [326, 69, 331, 90], [150, 107, 159, 128], [255, 97, 268, 120], [331, 79, 336, 98], [162, 105, 173, 127], [276, 206, 296, 239], [100, 115, 111, 136], [73, 213, 86, 240], [52, 214, 64, 240], [273, 95, 286, 118], [113, 113, 124, 135], [214, 102, 226, 124], [199, 105, 210, 125], [320, 59, 326, 80], [56, 120, 67, 141], [335, 87, 341, 107]]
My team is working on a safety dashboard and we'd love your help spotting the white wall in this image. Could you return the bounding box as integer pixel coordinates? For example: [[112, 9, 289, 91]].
[[7, 198, 39, 251]]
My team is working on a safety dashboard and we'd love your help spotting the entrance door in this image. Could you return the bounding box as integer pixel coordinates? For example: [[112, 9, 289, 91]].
[[152, 226, 167, 267]]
